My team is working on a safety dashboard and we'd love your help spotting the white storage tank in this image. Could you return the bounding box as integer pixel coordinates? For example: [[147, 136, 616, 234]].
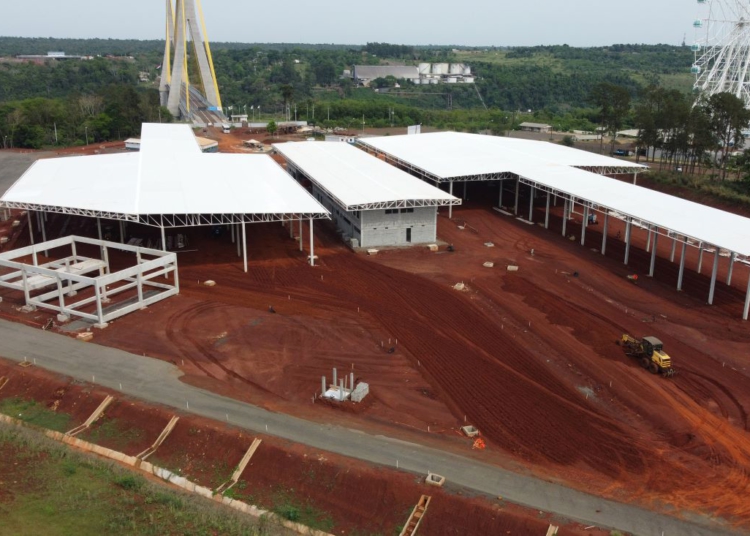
[[463, 76, 475, 84], [432, 63, 448, 75], [446, 76, 458, 84], [463, 65, 472, 75], [429, 78, 439, 84], [449, 63, 464, 75], [418, 63, 431, 75]]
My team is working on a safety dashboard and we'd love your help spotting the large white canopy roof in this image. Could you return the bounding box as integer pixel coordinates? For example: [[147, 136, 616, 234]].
[[359, 131, 646, 181], [1, 123, 328, 227], [273, 141, 460, 211], [361, 131, 750, 257], [511, 162, 750, 257]]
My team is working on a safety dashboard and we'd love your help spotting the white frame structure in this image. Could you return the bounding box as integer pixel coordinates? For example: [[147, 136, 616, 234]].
[[360, 133, 750, 319], [0, 235, 178, 327]]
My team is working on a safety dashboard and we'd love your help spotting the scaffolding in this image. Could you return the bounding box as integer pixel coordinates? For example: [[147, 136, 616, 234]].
[[0, 235, 178, 327]]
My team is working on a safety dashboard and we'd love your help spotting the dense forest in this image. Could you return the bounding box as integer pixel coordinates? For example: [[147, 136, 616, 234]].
[[0, 37, 701, 149]]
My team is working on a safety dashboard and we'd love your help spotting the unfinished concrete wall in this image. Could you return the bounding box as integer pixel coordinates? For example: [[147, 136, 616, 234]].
[[311, 185, 363, 246], [360, 207, 436, 248]]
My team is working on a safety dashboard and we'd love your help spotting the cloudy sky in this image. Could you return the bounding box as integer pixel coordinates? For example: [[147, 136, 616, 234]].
[[2, 0, 698, 47]]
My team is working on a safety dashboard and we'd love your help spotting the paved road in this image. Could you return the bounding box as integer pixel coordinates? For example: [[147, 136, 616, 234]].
[[0, 151, 45, 196], [0, 319, 737, 536]]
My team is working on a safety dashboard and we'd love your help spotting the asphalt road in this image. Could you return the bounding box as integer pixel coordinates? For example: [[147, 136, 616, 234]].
[[0, 319, 738, 536], [0, 151, 44, 196]]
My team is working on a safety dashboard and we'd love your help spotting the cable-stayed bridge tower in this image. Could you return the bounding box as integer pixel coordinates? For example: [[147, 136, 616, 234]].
[[160, 0, 222, 119]]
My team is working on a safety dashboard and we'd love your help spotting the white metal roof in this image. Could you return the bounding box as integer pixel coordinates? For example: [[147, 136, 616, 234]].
[[1, 123, 328, 226], [511, 162, 750, 257], [361, 131, 750, 257], [273, 141, 460, 211], [359, 131, 646, 180]]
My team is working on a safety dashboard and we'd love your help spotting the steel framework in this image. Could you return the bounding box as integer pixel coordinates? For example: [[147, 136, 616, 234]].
[[692, 0, 750, 108], [0, 236, 178, 327], [286, 163, 461, 212]]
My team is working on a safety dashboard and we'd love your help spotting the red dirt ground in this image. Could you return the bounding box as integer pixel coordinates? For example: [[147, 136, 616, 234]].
[[0, 359, 604, 536], [2, 173, 750, 529]]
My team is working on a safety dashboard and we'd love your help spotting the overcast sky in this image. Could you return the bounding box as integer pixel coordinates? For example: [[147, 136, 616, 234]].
[[2, 0, 696, 47]]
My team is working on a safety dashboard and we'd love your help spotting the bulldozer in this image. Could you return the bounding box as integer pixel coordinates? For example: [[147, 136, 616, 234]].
[[617, 334, 675, 377]]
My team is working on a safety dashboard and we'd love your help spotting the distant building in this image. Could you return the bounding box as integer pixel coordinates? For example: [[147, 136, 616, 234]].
[[138, 71, 150, 82], [348, 63, 474, 86], [519, 122, 552, 133], [352, 65, 420, 86], [16, 51, 91, 61], [125, 135, 218, 153]]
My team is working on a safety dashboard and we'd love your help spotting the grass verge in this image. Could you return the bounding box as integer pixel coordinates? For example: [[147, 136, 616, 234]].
[[0, 423, 293, 536]]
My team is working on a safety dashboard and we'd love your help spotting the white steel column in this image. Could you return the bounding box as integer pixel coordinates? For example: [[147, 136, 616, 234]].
[[236, 225, 241, 257], [498, 181, 503, 207], [27, 211, 34, 245], [40, 211, 47, 244], [299, 219, 303, 251], [698, 244, 704, 274], [727, 252, 736, 285], [449, 181, 454, 219], [528, 186, 534, 222], [242, 221, 247, 273], [231, 223, 235, 243], [514, 179, 520, 215], [624, 218, 632, 265], [649, 226, 658, 277], [309, 217, 315, 266], [708, 247, 720, 305], [743, 273, 750, 320], [601, 212, 609, 255], [670, 236, 676, 262], [562, 199, 568, 237], [581, 206, 588, 246], [677, 236, 687, 291], [97, 218, 103, 241], [646, 227, 652, 253], [544, 194, 550, 229], [160, 226, 166, 251]]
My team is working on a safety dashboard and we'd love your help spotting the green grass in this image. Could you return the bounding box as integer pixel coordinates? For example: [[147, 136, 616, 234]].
[[271, 490, 335, 532], [647, 170, 750, 209], [0, 424, 292, 536], [0, 397, 72, 432], [79, 418, 144, 451]]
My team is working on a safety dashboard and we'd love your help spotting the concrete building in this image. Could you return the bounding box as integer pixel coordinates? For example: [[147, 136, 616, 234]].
[[274, 142, 460, 248], [352, 66, 420, 86], [519, 122, 553, 133]]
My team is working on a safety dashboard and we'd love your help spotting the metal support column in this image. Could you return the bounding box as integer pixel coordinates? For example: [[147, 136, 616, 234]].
[[562, 199, 568, 237], [601, 212, 609, 255], [40, 211, 47, 244], [727, 252, 736, 286], [449, 181, 454, 219], [498, 181, 503, 207], [514, 179, 520, 215], [119, 221, 125, 244], [633, 172, 638, 185], [708, 247, 720, 305], [528, 186, 534, 222], [309, 218, 315, 266], [581, 205, 588, 246], [677, 236, 687, 291], [160, 226, 166, 252], [27, 211, 34, 245], [299, 219, 303, 251], [236, 225, 241, 257], [94, 285, 105, 326], [649, 227, 658, 277], [289, 219, 294, 238], [624, 218, 632, 265], [231, 223, 235, 243], [698, 244, 704, 274], [544, 194, 550, 229], [670, 237, 676, 262], [242, 221, 247, 273], [646, 227, 652, 253], [97, 218, 102, 241]]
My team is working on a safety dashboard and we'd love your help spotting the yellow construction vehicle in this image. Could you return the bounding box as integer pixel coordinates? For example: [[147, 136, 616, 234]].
[[617, 334, 675, 377]]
